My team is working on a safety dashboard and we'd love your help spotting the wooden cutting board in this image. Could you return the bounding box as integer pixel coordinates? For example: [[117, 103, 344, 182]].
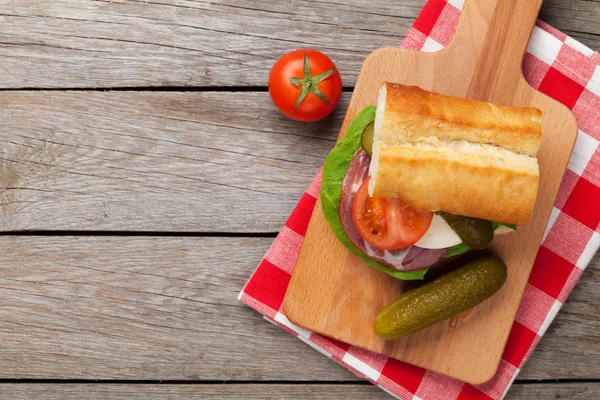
[[283, 0, 578, 385]]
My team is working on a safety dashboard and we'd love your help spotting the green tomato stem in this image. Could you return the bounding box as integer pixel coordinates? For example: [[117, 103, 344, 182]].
[[289, 52, 337, 111]]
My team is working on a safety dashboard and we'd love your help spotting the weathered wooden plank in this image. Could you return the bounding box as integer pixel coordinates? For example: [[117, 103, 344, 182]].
[[0, 236, 597, 380], [0, 382, 598, 399], [0, 0, 597, 88], [0, 0, 423, 88], [540, 0, 600, 50], [0, 91, 342, 232], [0, 236, 354, 380], [507, 382, 600, 399], [0, 383, 402, 399]]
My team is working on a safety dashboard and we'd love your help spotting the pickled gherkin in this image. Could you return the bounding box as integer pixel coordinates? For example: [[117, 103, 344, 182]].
[[361, 122, 375, 156], [439, 212, 494, 249], [373, 255, 507, 340]]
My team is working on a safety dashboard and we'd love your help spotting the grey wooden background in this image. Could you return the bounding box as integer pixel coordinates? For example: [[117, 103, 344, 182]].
[[0, 0, 598, 399]]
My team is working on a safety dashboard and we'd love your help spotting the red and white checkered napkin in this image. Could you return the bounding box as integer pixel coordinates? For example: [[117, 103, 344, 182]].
[[239, 0, 600, 398]]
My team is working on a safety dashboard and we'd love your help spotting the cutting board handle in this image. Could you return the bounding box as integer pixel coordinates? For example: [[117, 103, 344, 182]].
[[443, 0, 544, 99]]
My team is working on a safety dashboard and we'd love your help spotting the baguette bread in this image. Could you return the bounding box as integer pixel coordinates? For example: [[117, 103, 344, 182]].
[[368, 83, 542, 225]]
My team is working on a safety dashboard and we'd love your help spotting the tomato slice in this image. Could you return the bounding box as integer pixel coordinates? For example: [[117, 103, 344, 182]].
[[351, 178, 433, 250]]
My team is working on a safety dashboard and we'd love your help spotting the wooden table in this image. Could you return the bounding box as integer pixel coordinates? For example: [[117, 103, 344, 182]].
[[0, 1, 598, 399]]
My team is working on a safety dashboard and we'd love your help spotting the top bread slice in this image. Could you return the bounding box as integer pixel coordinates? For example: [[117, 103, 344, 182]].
[[368, 83, 542, 225]]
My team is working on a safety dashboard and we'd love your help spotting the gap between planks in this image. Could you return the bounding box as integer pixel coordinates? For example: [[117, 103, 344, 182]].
[[0, 86, 356, 92], [0, 382, 598, 400], [0, 378, 598, 385]]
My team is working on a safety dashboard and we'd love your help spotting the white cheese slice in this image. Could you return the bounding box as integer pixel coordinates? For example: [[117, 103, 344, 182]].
[[494, 225, 516, 234], [415, 215, 517, 250], [415, 214, 462, 249]]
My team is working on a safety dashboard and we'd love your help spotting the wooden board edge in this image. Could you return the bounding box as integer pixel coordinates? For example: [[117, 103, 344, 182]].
[[282, 46, 581, 384]]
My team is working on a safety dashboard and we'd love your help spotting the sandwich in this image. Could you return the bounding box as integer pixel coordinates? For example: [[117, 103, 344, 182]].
[[321, 83, 542, 280]]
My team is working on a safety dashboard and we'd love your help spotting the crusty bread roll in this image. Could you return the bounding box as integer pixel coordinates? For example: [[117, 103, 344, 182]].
[[368, 83, 542, 225]]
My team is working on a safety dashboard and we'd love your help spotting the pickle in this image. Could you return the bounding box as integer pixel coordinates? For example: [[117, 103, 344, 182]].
[[373, 255, 506, 340], [439, 212, 494, 249], [361, 122, 375, 156]]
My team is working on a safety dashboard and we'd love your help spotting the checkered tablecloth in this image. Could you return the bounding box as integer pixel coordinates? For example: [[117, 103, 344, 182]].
[[239, 1, 600, 398]]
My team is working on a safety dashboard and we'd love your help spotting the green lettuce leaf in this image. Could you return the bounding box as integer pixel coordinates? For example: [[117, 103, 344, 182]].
[[491, 221, 517, 230], [444, 243, 471, 258], [320, 106, 428, 280]]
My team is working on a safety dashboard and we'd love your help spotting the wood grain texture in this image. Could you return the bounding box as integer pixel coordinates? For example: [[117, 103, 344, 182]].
[[0, 236, 596, 380], [0, 0, 597, 88], [0, 236, 352, 381], [506, 382, 600, 399], [1, 382, 599, 400], [540, 0, 600, 50], [0, 91, 342, 232], [0, 0, 422, 88], [0, 384, 390, 400], [284, 0, 578, 384]]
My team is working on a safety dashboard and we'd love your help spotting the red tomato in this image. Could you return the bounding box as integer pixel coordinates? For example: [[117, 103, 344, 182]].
[[268, 49, 342, 122], [352, 178, 433, 250]]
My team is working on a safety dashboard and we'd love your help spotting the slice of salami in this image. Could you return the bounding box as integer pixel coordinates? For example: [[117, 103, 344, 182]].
[[339, 149, 446, 271]]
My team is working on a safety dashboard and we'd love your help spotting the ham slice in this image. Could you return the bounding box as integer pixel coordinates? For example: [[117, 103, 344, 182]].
[[339, 149, 446, 271]]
